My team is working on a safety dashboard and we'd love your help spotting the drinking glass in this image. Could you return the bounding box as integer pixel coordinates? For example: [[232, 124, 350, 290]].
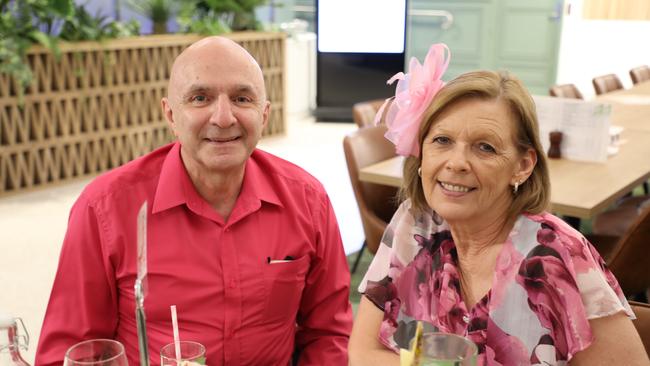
[[64, 339, 128, 366], [416, 332, 478, 366], [160, 341, 206, 366]]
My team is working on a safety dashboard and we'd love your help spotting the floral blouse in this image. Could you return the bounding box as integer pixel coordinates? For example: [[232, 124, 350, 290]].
[[359, 200, 634, 366]]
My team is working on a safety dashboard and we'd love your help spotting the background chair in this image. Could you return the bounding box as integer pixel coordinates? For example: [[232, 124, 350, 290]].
[[343, 125, 398, 272], [592, 73, 624, 95], [631, 301, 650, 356], [352, 99, 387, 128], [588, 200, 650, 301], [630, 65, 650, 85], [549, 83, 584, 99], [591, 197, 650, 239]]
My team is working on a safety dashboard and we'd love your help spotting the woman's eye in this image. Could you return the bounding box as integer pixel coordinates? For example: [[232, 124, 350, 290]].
[[478, 142, 496, 153], [432, 136, 450, 145]]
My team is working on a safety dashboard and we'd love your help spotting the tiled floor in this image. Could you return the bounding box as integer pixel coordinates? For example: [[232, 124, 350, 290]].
[[0, 115, 363, 364]]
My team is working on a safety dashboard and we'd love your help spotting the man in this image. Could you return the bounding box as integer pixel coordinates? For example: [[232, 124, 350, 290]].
[[36, 36, 352, 365]]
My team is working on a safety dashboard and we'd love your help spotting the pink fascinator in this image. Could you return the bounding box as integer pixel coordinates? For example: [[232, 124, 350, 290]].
[[374, 44, 451, 157]]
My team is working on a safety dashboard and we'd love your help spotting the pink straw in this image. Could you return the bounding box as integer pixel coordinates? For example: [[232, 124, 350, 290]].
[[170, 305, 181, 364]]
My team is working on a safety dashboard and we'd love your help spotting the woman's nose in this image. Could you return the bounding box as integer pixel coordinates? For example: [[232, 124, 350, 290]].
[[209, 95, 237, 128], [445, 145, 470, 172]]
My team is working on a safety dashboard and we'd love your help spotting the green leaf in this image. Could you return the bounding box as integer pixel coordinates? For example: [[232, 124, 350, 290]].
[[49, 0, 74, 17], [29, 31, 61, 58]]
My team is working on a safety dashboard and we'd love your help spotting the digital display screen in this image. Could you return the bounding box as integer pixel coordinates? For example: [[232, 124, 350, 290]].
[[317, 0, 407, 53]]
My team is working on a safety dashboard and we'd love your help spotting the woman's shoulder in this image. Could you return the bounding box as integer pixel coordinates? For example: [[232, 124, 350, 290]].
[[382, 199, 449, 250], [520, 211, 589, 256]]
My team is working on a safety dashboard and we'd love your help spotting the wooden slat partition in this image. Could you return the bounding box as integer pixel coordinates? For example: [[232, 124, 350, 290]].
[[0, 32, 286, 197]]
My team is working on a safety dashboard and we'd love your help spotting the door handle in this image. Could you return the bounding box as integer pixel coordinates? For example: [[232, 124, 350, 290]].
[[409, 9, 454, 30], [548, 0, 563, 22]]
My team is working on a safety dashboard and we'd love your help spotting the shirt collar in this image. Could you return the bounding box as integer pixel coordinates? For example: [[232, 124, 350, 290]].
[[152, 144, 282, 215], [152, 142, 193, 214], [239, 149, 283, 208]]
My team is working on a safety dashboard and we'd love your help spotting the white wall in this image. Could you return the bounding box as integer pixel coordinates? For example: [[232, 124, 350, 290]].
[[556, 1, 650, 98]]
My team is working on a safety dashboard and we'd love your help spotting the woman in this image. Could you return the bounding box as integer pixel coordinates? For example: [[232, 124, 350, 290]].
[[349, 44, 649, 365]]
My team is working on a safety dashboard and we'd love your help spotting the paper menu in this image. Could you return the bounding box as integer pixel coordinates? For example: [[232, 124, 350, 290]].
[[533, 96, 611, 162]]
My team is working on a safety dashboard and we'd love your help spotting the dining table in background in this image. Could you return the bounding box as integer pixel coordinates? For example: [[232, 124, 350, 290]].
[[359, 124, 650, 221], [359, 82, 650, 226], [596, 80, 650, 132]]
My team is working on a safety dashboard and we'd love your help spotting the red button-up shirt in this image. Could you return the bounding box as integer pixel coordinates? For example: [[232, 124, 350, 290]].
[[36, 142, 352, 366]]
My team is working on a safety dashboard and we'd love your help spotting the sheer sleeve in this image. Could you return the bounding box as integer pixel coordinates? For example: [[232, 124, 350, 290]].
[[520, 213, 634, 361], [358, 200, 433, 300], [357, 200, 444, 351]]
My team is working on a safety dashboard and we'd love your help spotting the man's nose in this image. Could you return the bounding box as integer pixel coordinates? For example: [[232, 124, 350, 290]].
[[209, 95, 237, 128]]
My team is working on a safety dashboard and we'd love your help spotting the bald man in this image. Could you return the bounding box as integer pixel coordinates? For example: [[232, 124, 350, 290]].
[[36, 37, 353, 366]]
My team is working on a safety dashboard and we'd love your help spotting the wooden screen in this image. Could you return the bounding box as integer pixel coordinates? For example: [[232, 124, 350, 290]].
[[0, 33, 285, 197]]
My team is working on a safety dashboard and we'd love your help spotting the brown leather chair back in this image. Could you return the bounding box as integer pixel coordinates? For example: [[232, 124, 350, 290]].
[[606, 203, 650, 296], [630, 301, 650, 356], [592, 74, 624, 95], [352, 99, 387, 128], [343, 125, 398, 254], [549, 84, 584, 99], [630, 65, 650, 85]]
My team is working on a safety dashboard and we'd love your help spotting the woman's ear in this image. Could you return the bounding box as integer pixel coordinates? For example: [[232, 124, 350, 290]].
[[513, 147, 537, 185]]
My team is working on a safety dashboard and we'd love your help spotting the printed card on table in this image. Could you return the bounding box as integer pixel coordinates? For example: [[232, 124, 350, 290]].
[[533, 96, 611, 163]]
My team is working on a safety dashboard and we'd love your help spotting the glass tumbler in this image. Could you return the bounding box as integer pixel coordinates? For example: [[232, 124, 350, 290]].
[[416, 332, 478, 366], [160, 341, 206, 366], [63, 339, 128, 366]]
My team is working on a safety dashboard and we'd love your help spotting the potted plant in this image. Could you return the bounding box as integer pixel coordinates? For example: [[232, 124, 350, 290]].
[[126, 0, 177, 34], [177, 0, 267, 34], [0, 0, 74, 89]]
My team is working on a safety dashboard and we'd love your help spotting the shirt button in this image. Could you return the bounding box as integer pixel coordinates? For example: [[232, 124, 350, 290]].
[[462, 315, 470, 324]]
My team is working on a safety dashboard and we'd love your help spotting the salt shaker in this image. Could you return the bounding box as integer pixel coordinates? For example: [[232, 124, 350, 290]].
[[548, 131, 563, 159]]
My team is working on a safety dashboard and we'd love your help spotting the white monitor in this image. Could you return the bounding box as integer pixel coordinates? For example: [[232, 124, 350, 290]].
[[317, 0, 407, 53]]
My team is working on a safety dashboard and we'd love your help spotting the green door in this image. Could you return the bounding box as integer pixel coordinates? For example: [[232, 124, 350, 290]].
[[408, 0, 563, 95]]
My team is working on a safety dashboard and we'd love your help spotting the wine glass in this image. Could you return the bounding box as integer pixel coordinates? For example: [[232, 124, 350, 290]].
[[416, 332, 478, 366], [64, 339, 128, 366], [160, 340, 206, 366]]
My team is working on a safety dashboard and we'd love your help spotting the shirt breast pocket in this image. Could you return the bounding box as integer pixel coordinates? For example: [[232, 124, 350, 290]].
[[263, 254, 310, 323]]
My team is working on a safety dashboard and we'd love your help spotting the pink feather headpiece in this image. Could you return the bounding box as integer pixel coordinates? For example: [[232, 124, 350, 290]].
[[374, 44, 451, 157]]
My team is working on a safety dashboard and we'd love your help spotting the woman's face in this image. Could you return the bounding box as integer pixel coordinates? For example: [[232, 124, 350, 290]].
[[420, 98, 535, 225]]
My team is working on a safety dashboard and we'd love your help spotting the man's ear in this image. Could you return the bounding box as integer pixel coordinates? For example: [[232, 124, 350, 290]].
[[161, 97, 178, 137], [261, 100, 270, 130], [513, 147, 537, 185]]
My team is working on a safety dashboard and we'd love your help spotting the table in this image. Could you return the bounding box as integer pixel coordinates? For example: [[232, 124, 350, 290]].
[[360, 82, 650, 221], [359, 129, 650, 219], [596, 81, 650, 132]]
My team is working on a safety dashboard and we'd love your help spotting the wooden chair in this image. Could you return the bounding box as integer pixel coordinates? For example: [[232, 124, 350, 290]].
[[549, 84, 584, 99], [592, 73, 624, 95], [343, 125, 398, 272], [588, 200, 650, 301], [631, 301, 650, 356], [591, 197, 650, 238], [352, 99, 387, 128], [630, 65, 650, 85]]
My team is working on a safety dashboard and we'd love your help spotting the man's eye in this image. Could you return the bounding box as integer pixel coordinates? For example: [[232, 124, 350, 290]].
[[191, 95, 208, 103], [432, 136, 450, 145], [478, 142, 496, 153], [234, 96, 252, 103]]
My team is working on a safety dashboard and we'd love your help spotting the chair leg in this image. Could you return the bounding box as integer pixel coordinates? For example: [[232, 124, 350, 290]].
[[351, 240, 367, 274]]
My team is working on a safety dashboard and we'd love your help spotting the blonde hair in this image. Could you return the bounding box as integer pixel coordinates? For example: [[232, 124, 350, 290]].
[[402, 70, 550, 220]]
